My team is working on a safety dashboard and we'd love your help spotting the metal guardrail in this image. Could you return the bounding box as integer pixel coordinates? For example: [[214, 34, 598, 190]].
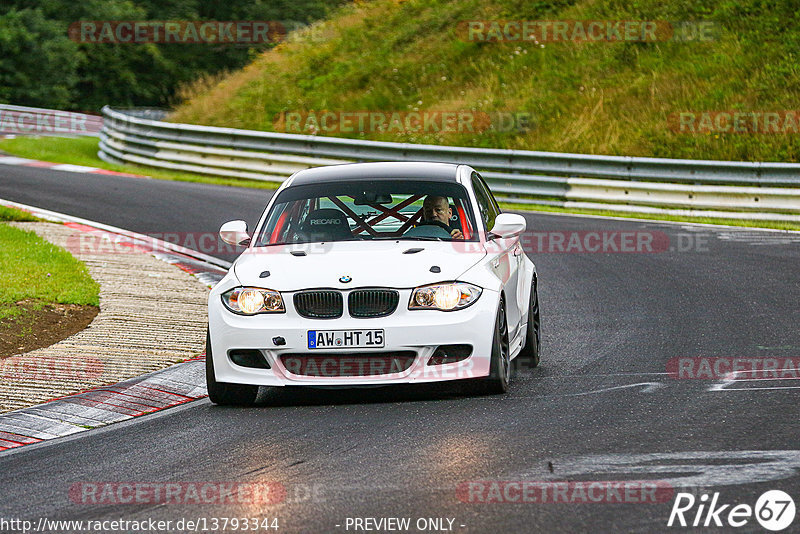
[[99, 106, 800, 221], [0, 104, 103, 137]]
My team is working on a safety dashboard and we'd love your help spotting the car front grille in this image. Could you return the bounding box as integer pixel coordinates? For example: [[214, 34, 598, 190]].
[[279, 352, 416, 377], [348, 289, 399, 318], [294, 290, 343, 319]]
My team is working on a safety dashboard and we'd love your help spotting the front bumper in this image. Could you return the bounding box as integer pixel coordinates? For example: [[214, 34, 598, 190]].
[[208, 287, 499, 386]]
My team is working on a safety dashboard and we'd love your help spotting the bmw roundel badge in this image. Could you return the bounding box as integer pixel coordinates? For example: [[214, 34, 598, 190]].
[[339, 275, 352, 283]]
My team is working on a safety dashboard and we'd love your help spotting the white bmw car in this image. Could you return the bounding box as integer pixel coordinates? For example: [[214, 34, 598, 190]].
[[206, 162, 540, 405]]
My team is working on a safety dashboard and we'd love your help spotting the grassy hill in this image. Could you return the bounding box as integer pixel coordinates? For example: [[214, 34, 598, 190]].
[[171, 0, 800, 162]]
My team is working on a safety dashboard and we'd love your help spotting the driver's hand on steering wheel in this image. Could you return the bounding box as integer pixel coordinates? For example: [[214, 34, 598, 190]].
[[450, 228, 464, 239]]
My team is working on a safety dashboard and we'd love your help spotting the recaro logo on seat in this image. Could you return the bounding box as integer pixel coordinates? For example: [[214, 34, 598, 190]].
[[309, 219, 341, 225]]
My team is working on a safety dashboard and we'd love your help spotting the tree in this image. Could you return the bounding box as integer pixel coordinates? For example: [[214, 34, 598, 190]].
[[0, 8, 80, 108]]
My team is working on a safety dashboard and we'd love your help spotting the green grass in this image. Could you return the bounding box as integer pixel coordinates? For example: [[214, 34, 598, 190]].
[[0, 205, 41, 222], [172, 0, 800, 163], [0, 223, 99, 320], [0, 136, 279, 190]]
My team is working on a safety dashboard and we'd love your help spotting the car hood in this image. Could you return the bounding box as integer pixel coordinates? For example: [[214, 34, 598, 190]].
[[233, 241, 486, 291]]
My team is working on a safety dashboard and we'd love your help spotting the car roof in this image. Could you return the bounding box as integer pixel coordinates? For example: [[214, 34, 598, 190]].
[[287, 162, 461, 186]]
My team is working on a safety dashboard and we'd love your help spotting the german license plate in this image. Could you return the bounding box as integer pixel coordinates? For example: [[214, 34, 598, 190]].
[[307, 329, 384, 349]]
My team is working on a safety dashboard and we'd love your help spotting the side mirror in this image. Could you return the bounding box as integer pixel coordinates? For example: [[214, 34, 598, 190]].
[[489, 213, 526, 239], [219, 220, 251, 246]]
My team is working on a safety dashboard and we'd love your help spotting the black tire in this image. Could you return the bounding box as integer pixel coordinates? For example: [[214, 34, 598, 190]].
[[205, 329, 259, 406], [473, 297, 511, 395], [516, 277, 541, 369]]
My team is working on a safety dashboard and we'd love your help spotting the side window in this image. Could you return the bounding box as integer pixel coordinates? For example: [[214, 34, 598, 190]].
[[471, 172, 499, 231], [478, 173, 501, 216]]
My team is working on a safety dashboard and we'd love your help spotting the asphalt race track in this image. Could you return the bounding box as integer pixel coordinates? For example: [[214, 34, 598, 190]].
[[1, 165, 799, 533]]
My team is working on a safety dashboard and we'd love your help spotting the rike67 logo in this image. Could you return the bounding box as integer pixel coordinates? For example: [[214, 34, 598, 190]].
[[668, 490, 795, 531]]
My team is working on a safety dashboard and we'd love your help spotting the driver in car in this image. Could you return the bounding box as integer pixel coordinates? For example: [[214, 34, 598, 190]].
[[422, 195, 463, 239]]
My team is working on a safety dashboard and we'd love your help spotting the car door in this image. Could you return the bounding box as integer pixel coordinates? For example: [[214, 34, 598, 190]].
[[471, 172, 523, 339]]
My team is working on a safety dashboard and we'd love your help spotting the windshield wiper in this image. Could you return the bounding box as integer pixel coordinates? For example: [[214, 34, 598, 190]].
[[368, 236, 445, 242]]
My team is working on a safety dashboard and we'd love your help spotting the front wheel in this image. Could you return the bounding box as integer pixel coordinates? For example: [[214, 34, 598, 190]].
[[472, 297, 510, 395], [205, 329, 259, 406]]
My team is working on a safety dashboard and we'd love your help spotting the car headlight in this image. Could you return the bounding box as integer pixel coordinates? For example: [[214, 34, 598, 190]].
[[221, 287, 285, 315], [409, 282, 482, 311]]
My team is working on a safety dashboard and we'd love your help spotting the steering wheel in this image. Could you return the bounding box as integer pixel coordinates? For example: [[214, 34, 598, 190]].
[[403, 220, 452, 239], [416, 220, 452, 233]]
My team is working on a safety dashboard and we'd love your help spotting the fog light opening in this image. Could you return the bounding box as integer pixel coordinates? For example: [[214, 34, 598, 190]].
[[427, 344, 473, 366], [228, 349, 271, 369]]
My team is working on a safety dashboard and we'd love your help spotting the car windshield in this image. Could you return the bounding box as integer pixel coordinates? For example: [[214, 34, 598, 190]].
[[255, 179, 478, 245]]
